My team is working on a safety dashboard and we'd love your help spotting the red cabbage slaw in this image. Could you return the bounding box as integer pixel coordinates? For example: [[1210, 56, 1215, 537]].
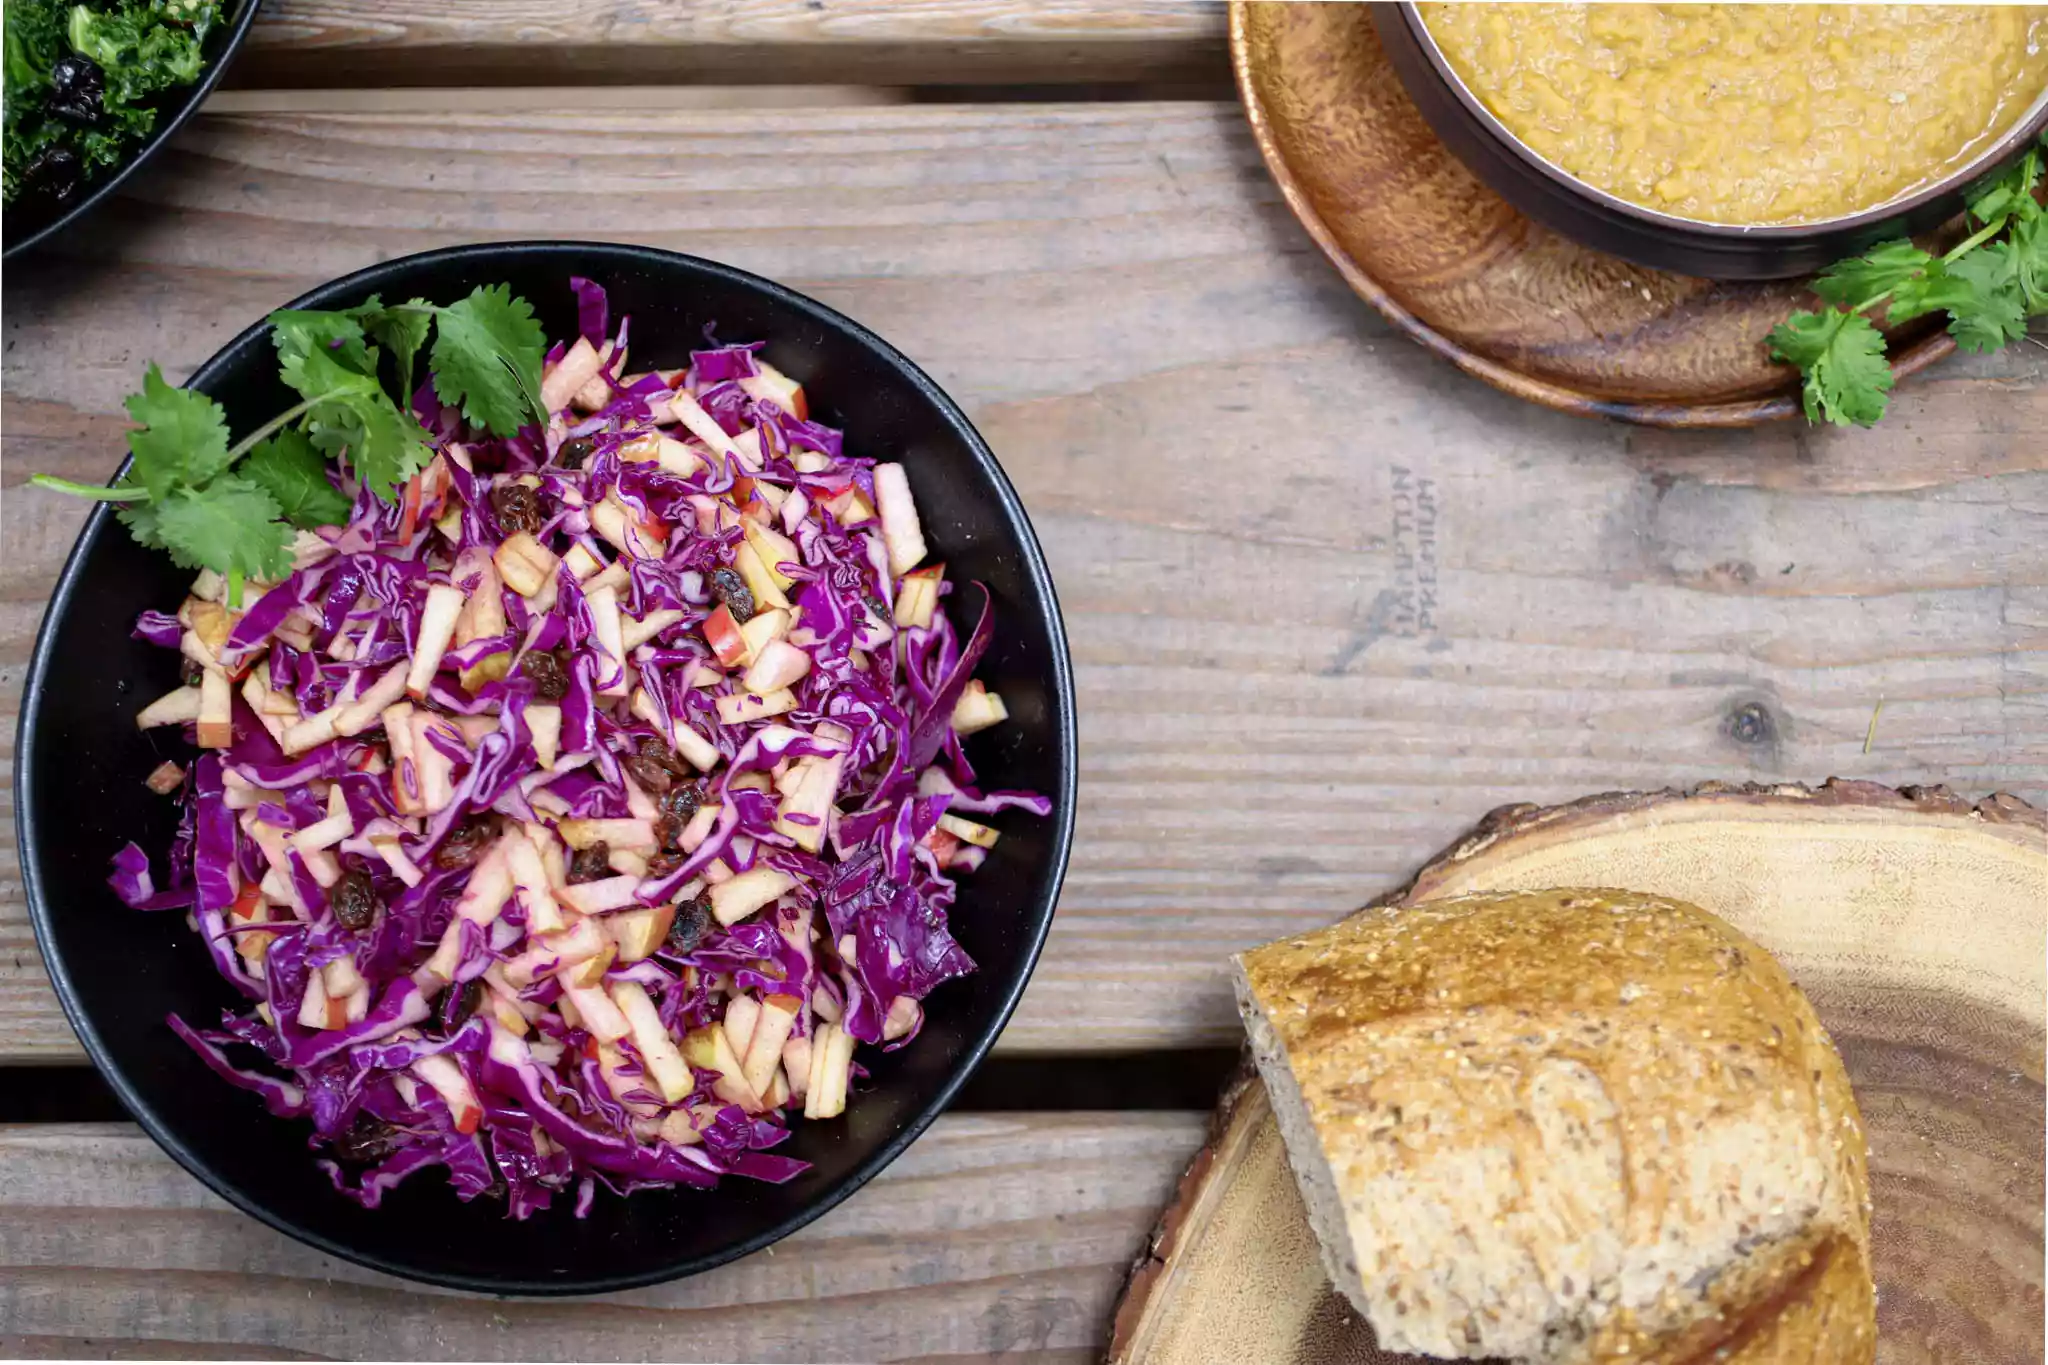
[[109, 279, 1048, 1217]]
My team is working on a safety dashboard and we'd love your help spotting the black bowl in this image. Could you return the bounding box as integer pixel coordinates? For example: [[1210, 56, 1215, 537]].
[[15, 241, 1077, 1293], [1376, 2, 2048, 280], [3, 0, 261, 260]]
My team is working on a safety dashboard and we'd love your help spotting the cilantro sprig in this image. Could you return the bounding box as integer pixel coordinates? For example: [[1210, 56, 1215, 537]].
[[1770, 137, 2047, 427], [31, 285, 549, 605]]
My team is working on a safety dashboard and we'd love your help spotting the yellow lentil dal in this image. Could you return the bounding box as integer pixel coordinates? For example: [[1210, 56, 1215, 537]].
[[1419, 4, 2048, 225]]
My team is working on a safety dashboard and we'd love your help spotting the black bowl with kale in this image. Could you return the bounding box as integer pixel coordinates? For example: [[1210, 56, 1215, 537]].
[[3, 0, 260, 259], [16, 241, 1077, 1293]]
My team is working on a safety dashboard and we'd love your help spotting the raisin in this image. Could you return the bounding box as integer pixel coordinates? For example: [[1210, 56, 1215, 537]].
[[329, 1114, 405, 1164], [47, 55, 103, 127], [661, 780, 702, 823], [23, 147, 80, 203], [447, 978, 485, 1029], [557, 436, 595, 469], [568, 842, 611, 884], [490, 482, 543, 536], [709, 567, 755, 623], [653, 812, 686, 854], [865, 593, 890, 621], [330, 869, 381, 932], [635, 733, 690, 775], [523, 648, 570, 701], [645, 851, 682, 877], [434, 814, 498, 870], [621, 753, 674, 794], [667, 893, 711, 955]]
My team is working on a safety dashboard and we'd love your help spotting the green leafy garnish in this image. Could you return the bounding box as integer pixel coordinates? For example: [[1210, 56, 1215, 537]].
[[430, 284, 548, 437], [1770, 136, 2047, 427], [29, 283, 551, 606]]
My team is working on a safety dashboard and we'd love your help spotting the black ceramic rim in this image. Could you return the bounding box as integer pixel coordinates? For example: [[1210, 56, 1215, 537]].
[[2, 0, 262, 260], [14, 240, 1079, 1295]]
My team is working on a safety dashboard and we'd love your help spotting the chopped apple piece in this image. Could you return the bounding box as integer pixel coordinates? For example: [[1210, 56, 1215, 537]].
[[412, 711, 462, 812], [584, 585, 630, 698], [454, 837, 516, 924], [405, 584, 467, 699], [666, 389, 742, 458], [881, 995, 923, 1042], [874, 463, 927, 576], [192, 667, 234, 748], [292, 785, 355, 854], [612, 979, 693, 1102], [412, 1053, 484, 1134], [659, 1109, 701, 1145], [741, 520, 801, 591], [738, 607, 792, 662], [561, 542, 605, 582], [678, 802, 721, 853], [607, 903, 677, 963], [731, 541, 793, 614], [540, 335, 605, 414], [451, 550, 507, 646], [781, 1035, 813, 1101], [716, 688, 795, 726], [334, 662, 410, 737], [144, 760, 186, 795], [622, 608, 686, 653], [382, 702, 423, 814], [322, 954, 365, 1000], [570, 340, 618, 413], [670, 721, 722, 772], [556, 875, 644, 915], [505, 836, 566, 934], [280, 701, 343, 756], [742, 994, 801, 1098], [137, 684, 204, 729], [297, 970, 334, 1030], [893, 565, 942, 629], [527, 703, 562, 769], [742, 639, 812, 694], [655, 436, 705, 478], [723, 994, 762, 1058], [804, 1022, 854, 1119], [556, 818, 658, 852], [494, 531, 561, 599], [937, 813, 1000, 848], [950, 680, 1009, 735], [709, 866, 794, 927], [702, 603, 750, 668], [738, 361, 807, 418], [563, 984, 631, 1043]]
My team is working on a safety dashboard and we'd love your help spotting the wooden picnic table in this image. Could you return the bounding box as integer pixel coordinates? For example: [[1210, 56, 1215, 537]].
[[0, 1, 2042, 1357]]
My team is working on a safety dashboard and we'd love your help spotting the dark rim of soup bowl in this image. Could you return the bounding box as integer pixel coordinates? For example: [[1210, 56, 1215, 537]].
[[15, 240, 1077, 1294], [3, 0, 263, 260], [1376, 2, 2048, 280]]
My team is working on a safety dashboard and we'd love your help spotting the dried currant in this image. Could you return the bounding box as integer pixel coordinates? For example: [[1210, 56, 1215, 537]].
[[329, 868, 381, 932], [523, 648, 570, 701], [621, 753, 673, 794], [661, 780, 702, 823], [667, 893, 711, 954], [447, 977, 485, 1029], [568, 842, 612, 884], [433, 814, 498, 870], [47, 55, 104, 127], [709, 567, 756, 623], [490, 482, 543, 536], [329, 1115, 405, 1164], [557, 436, 595, 469]]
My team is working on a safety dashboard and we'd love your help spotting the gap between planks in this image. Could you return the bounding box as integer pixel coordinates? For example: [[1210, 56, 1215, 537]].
[[0, 1115, 1206, 1362]]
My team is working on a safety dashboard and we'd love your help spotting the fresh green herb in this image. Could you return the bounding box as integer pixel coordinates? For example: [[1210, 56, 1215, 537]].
[[1770, 137, 2048, 427], [4, 0, 223, 207], [30, 285, 550, 607]]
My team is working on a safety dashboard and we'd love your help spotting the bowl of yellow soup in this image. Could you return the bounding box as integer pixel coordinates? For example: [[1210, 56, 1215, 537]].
[[1376, 3, 2048, 279]]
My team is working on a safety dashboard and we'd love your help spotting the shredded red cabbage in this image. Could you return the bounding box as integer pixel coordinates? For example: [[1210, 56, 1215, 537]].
[[116, 280, 1041, 1217]]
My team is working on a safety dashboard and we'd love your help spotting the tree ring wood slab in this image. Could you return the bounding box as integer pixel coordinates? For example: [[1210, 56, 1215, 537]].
[[1107, 780, 2045, 1365], [1229, 2, 1958, 428]]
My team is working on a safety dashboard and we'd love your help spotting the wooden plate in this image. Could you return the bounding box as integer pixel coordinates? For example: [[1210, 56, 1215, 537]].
[[1229, 3, 1958, 428], [1108, 781, 2047, 1365]]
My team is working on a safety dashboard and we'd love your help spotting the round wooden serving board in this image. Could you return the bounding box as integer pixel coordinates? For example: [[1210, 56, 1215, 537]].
[[1107, 781, 2046, 1365], [1230, 3, 1958, 428]]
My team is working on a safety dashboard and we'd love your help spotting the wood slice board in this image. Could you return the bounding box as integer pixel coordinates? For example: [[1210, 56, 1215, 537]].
[[1230, 3, 1956, 428], [1108, 781, 2047, 1365]]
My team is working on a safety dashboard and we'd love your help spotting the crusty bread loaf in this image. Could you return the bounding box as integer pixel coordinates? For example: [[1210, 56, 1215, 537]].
[[1233, 888, 1874, 1364]]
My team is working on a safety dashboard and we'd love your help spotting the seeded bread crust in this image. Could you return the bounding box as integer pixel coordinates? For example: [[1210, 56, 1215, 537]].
[[1233, 887, 1875, 1364]]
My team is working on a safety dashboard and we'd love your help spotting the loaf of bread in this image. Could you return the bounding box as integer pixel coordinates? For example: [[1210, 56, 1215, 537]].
[[1233, 887, 1875, 1364]]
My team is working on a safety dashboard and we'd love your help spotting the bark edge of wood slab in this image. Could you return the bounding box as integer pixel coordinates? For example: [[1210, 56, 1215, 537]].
[[1105, 779, 2046, 1365]]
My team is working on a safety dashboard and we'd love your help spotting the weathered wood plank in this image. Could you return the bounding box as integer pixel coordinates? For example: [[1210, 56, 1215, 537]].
[[235, 0, 1229, 89], [0, 1116, 1204, 1361], [3, 98, 2043, 1061]]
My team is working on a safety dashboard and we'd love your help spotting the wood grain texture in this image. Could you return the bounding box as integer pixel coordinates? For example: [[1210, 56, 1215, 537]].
[[0, 1114, 1204, 1361], [1110, 786, 2045, 1365], [1232, 2, 1960, 424], [234, 0, 1229, 89], [2, 96, 2044, 1061]]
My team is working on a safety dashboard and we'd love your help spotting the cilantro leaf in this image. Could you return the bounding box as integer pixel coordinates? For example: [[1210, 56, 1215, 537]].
[[123, 363, 232, 500], [432, 284, 546, 436], [1943, 245, 2029, 352], [269, 308, 379, 377], [2010, 212, 2048, 313], [1884, 258, 1984, 325], [152, 477, 295, 582], [280, 345, 434, 501], [1968, 148, 2042, 228], [1811, 240, 1932, 309], [242, 427, 353, 528], [117, 501, 169, 551], [355, 295, 434, 404], [1768, 308, 1894, 427]]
